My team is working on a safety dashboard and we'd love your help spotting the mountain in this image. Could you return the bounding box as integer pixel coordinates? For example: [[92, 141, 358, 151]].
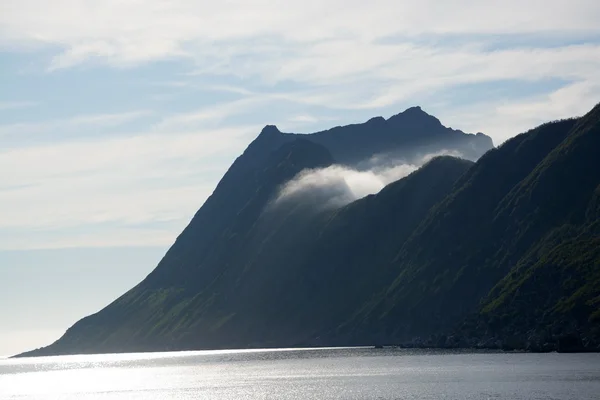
[[16, 103, 600, 357], [468, 105, 600, 351], [294, 106, 492, 164], [339, 106, 600, 351]]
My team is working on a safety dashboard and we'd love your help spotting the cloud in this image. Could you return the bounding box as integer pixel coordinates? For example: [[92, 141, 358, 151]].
[[2, 1, 593, 145], [2, 1, 599, 88], [289, 115, 320, 124], [253, 43, 600, 109], [0, 110, 153, 138], [147, 41, 600, 143], [439, 81, 600, 144], [1, 1, 598, 66], [274, 150, 463, 209], [0, 101, 37, 111], [0, 225, 180, 251], [0, 124, 258, 249], [154, 97, 271, 131]]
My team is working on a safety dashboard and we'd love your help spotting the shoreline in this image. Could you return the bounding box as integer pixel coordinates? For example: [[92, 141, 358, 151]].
[[10, 342, 600, 360]]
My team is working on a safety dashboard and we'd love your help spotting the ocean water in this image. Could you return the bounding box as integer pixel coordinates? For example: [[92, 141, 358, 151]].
[[1, 347, 599, 399]]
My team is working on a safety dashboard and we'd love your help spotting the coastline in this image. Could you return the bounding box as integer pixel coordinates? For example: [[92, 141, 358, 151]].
[[11, 339, 600, 360]]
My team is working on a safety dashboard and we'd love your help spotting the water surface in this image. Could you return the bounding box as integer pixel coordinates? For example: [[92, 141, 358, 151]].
[[1, 347, 599, 399]]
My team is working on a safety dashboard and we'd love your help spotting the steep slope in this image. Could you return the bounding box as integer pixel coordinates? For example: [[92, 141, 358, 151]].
[[292, 156, 475, 345], [17, 103, 600, 357], [473, 104, 600, 350], [18, 155, 473, 356], [143, 125, 295, 291], [227, 156, 474, 348], [20, 138, 336, 356], [18, 107, 491, 357], [136, 106, 491, 294], [342, 105, 600, 350], [18, 103, 600, 357]]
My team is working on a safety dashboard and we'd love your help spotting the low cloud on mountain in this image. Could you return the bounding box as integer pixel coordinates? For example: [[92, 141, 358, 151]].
[[274, 150, 463, 209]]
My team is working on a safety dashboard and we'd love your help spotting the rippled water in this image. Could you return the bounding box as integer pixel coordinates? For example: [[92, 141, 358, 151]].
[[1, 347, 599, 399]]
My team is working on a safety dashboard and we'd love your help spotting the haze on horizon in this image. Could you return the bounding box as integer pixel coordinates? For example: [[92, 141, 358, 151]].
[[1, 0, 599, 356]]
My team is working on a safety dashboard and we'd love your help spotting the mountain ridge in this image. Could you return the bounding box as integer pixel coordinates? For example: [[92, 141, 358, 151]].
[[16, 104, 600, 357]]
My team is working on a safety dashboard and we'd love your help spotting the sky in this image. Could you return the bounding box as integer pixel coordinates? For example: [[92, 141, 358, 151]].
[[1, 0, 600, 356]]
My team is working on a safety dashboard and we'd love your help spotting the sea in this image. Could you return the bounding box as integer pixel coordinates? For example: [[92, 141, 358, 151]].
[[1, 347, 599, 399]]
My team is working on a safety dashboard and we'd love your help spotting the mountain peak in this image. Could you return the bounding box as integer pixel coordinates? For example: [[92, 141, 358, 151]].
[[388, 106, 438, 122], [385, 105, 443, 131], [407, 105, 435, 118], [404, 105, 424, 113], [260, 124, 282, 136]]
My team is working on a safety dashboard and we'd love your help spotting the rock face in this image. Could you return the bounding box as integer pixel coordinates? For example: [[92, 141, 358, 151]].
[[16, 104, 600, 358]]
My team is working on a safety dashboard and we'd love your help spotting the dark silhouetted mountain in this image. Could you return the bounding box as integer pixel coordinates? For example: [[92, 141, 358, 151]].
[[338, 106, 600, 351], [297, 106, 492, 164], [16, 103, 600, 357]]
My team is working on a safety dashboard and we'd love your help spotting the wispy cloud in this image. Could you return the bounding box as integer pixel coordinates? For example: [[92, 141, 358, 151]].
[[3, 0, 590, 143], [0, 125, 257, 248], [0, 222, 187, 251], [0, 101, 37, 111], [2, 1, 598, 67], [437, 81, 600, 144], [67, 111, 153, 126], [0, 110, 153, 138], [154, 97, 270, 131]]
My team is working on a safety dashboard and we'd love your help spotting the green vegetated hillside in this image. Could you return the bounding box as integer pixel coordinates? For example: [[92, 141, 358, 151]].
[[470, 105, 600, 351], [337, 109, 600, 350], [17, 104, 600, 357]]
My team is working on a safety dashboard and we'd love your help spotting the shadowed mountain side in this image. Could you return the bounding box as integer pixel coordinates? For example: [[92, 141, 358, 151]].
[[202, 156, 475, 348], [286, 156, 475, 346], [20, 105, 600, 356], [17, 139, 336, 356], [16, 156, 473, 356], [143, 106, 492, 295], [471, 104, 600, 351], [340, 106, 600, 351], [17, 106, 495, 357]]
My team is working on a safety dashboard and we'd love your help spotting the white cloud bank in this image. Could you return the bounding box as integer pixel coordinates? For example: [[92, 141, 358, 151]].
[[275, 150, 462, 209]]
